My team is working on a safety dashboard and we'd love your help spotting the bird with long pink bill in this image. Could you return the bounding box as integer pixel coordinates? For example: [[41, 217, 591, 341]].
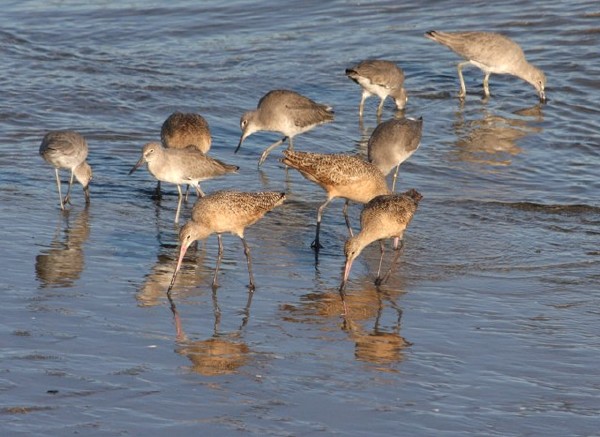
[[340, 189, 423, 292], [167, 191, 286, 293]]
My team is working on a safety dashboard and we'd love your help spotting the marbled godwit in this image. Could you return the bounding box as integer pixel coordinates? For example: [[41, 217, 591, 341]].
[[161, 112, 212, 152], [281, 150, 390, 249], [128, 142, 239, 222], [340, 189, 422, 291], [345, 60, 408, 117], [156, 112, 212, 198], [425, 31, 546, 101], [368, 117, 423, 191], [235, 90, 335, 166], [39, 130, 92, 210], [169, 191, 286, 291], [340, 189, 423, 291]]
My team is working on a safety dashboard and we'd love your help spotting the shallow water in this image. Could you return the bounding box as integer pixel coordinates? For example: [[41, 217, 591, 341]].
[[1, 0, 599, 435]]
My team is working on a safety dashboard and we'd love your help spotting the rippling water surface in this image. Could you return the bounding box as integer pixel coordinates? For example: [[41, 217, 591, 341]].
[[1, 1, 599, 435]]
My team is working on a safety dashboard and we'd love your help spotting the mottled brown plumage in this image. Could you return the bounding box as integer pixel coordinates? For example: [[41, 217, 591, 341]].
[[341, 189, 422, 290], [169, 191, 287, 291], [236, 89, 334, 166], [282, 150, 390, 249], [161, 112, 212, 153]]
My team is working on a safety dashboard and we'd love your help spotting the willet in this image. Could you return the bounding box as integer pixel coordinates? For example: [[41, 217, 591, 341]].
[[156, 112, 213, 198], [39, 130, 93, 210], [368, 117, 423, 191], [281, 150, 390, 249], [168, 191, 286, 291], [345, 60, 408, 117], [425, 30, 546, 101], [129, 142, 239, 222], [340, 189, 422, 291], [235, 89, 335, 166]]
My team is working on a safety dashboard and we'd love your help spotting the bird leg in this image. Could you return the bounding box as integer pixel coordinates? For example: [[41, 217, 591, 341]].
[[240, 236, 255, 290], [376, 97, 385, 117], [342, 200, 353, 237], [54, 168, 65, 210], [174, 185, 184, 224], [193, 184, 205, 198], [483, 72, 491, 98], [391, 164, 401, 192], [213, 234, 224, 288], [311, 198, 333, 250], [152, 181, 162, 200], [258, 136, 288, 167], [63, 170, 75, 207], [379, 239, 404, 285], [457, 61, 470, 99], [375, 240, 386, 285], [359, 91, 368, 118]]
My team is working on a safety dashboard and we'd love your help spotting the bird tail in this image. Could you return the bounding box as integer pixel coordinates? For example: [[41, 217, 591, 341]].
[[403, 188, 423, 204]]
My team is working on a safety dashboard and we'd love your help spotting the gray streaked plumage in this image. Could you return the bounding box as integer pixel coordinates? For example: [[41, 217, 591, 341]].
[[281, 150, 390, 250], [345, 60, 408, 117], [425, 30, 546, 101], [39, 130, 93, 210], [236, 89, 335, 166], [368, 117, 423, 191]]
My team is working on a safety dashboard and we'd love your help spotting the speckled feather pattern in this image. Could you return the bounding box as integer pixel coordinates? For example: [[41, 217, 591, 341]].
[[190, 191, 286, 237], [282, 150, 389, 194], [160, 112, 212, 152]]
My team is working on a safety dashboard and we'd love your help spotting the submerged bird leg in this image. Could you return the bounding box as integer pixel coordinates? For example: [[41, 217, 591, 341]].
[[213, 234, 224, 288], [391, 164, 401, 192], [342, 200, 354, 236], [375, 240, 386, 285], [239, 287, 255, 331], [483, 72, 491, 97], [54, 168, 65, 210], [63, 170, 75, 206], [457, 61, 470, 98], [380, 238, 405, 285], [153, 181, 162, 200], [258, 137, 287, 167], [311, 198, 333, 249], [240, 236, 255, 291]]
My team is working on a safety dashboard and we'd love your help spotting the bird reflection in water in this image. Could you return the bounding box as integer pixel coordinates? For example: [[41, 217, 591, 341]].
[[35, 207, 90, 288], [281, 284, 410, 368], [342, 288, 411, 369], [167, 289, 253, 376], [452, 103, 543, 166], [136, 249, 207, 307]]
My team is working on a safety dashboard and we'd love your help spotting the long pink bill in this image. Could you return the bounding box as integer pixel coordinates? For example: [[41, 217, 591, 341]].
[[167, 243, 190, 293], [339, 258, 354, 292]]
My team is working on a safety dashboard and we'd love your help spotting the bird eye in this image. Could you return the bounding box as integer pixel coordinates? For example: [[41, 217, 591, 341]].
[[241, 120, 247, 128]]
